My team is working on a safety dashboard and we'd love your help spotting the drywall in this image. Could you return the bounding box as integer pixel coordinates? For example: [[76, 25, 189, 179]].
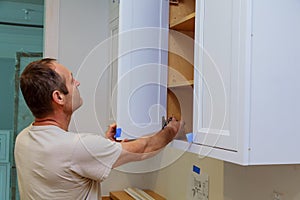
[[224, 162, 300, 200], [102, 148, 224, 200]]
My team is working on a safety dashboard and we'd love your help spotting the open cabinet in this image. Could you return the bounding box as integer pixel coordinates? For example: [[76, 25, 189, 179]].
[[172, 0, 300, 165], [167, 0, 195, 138], [108, 0, 300, 166]]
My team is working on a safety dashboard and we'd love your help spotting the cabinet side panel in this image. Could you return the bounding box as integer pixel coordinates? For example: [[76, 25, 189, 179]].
[[250, 0, 300, 164]]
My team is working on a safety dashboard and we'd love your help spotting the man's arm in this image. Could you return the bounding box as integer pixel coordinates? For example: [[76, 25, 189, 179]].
[[111, 118, 181, 168]]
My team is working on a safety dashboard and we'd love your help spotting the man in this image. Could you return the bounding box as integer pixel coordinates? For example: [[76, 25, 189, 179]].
[[14, 58, 181, 199]]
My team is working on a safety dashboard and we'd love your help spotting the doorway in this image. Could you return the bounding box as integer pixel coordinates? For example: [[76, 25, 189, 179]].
[[0, 1, 44, 199]]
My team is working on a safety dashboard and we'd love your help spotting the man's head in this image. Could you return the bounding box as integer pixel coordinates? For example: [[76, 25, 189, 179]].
[[20, 58, 82, 119]]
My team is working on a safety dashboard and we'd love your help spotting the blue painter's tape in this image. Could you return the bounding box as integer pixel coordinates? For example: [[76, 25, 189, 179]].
[[186, 132, 193, 143], [115, 128, 122, 138], [193, 165, 200, 174]]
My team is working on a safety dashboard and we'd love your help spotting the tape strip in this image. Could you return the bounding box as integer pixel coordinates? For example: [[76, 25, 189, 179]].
[[115, 128, 122, 138], [193, 165, 200, 174]]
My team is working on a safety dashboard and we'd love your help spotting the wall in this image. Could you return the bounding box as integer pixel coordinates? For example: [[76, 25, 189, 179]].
[[55, 0, 112, 134], [103, 150, 224, 200], [224, 163, 300, 200]]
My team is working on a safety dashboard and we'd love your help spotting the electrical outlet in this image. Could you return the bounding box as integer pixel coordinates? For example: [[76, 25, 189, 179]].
[[188, 166, 209, 200], [273, 191, 282, 200]]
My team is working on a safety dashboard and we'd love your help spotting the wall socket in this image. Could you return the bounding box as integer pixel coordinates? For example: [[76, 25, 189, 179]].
[[188, 166, 209, 200], [273, 191, 283, 200]]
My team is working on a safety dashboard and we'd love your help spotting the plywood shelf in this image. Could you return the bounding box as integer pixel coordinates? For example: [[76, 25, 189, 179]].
[[169, 12, 195, 31], [109, 190, 165, 200], [168, 80, 194, 88]]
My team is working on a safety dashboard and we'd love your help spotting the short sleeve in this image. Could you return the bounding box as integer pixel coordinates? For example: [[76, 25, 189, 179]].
[[70, 133, 122, 181]]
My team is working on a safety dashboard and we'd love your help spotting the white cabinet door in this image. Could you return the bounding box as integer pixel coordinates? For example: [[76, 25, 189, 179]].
[[193, 0, 242, 152], [115, 0, 169, 139]]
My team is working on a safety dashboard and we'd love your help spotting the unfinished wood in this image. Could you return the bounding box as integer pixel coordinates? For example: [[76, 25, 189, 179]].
[[168, 52, 194, 86], [179, 30, 195, 38], [168, 79, 194, 88], [167, 87, 193, 133], [102, 197, 111, 200], [169, 0, 195, 26], [167, 89, 181, 120], [167, 0, 195, 136], [168, 31, 194, 86], [110, 190, 165, 200], [170, 12, 195, 31]]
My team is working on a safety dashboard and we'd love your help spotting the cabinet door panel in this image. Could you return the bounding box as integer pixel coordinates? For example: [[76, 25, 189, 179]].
[[0, 131, 9, 163], [0, 164, 10, 200], [194, 0, 241, 151], [117, 0, 168, 138]]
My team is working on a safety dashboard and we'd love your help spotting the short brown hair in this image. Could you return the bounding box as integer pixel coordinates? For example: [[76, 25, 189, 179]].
[[20, 58, 69, 118]]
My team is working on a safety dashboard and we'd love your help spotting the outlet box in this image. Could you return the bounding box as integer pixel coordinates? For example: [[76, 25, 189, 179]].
[[188, 166, 209, 200]]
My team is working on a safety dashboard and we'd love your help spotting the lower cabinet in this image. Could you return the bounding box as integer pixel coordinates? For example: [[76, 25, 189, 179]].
[[0, 130, 10, 200], [0, 163, 10, 200]]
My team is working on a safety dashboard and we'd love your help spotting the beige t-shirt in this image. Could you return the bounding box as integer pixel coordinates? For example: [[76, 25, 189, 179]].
[[15, 125, 122, 200]]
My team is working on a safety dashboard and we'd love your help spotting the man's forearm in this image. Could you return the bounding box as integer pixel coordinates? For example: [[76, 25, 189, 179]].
[[144, 126, 177, 153]]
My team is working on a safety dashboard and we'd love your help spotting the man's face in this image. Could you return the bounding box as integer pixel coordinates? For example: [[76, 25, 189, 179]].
[[53, 62, 83, 113]]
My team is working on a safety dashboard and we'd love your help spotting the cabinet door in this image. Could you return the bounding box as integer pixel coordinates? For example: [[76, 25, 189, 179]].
[[193, 0, 245, 152], [109, 0, 119, 21], [0, 164, 10, 200], [116, 0, 169, 139], [0, 131, 9, 163], [108, 17, 119, 125]]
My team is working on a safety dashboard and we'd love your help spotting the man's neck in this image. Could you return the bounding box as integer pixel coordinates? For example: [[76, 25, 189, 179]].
[[34, 113, 71, 131]]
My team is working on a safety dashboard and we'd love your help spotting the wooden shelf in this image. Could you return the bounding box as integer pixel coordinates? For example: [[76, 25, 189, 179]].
[[168, 80, 194, 88], [110, 190, 165, 200], [169, 12, 195, 31]]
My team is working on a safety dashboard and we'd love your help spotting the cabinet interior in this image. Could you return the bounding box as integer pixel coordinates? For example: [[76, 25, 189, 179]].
[[168, 0, 195, 136]]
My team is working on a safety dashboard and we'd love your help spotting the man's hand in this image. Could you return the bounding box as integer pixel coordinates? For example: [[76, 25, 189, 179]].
[[106, 123, 129, 142], [166, 117, 185, 139], [166, 117, 180, 133], [106, 123, 117, 141]]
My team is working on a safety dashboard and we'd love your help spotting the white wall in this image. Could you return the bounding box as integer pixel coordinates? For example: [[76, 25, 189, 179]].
[[50, 0, 112, 134], [224, 163, 300, 200], [103, 148, 224, 199]]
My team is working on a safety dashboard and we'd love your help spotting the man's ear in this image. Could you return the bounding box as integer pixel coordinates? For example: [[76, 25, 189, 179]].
[[52, 90, 65, 105]]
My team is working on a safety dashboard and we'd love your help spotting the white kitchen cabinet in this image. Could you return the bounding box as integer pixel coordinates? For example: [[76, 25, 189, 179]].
[[172, 0, 300, 165], [108, 0, 169, 139]]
